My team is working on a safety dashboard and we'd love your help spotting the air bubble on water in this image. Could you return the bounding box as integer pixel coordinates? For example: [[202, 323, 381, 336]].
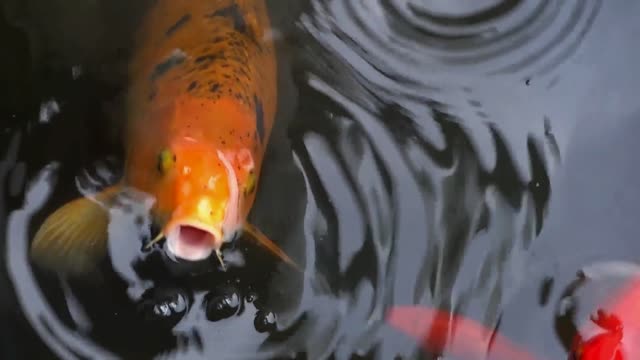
[[169, 294, 187, 313], [154, 303, 171, 317], [39, 99, 60, 123], [72, 65, 83, 79]]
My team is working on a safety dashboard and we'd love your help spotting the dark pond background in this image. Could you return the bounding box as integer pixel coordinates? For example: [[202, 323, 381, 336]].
[[1, 0, 640, 359]]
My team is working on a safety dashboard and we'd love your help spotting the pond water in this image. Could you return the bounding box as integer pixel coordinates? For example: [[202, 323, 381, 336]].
[[1, 0, 640, 359]]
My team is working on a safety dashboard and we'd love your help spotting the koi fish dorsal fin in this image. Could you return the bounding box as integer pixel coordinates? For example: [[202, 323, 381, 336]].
[[30, 185, 122, 275]]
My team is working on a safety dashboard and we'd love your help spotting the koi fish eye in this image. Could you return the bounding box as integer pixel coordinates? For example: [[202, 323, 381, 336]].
[[157, 148, 176, 174]]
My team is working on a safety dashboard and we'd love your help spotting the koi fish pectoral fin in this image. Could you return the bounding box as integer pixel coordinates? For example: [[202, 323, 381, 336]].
[[241, 222, 300, 271], [30, 185, 122, 276]]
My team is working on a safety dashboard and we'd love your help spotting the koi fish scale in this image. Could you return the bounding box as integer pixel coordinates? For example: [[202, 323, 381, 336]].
[[124, 0, 277, 183]]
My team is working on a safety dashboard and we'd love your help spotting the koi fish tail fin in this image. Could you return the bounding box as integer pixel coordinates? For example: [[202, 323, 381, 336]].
[[242, 222, 300, 272], [30, 185, 122, 276]]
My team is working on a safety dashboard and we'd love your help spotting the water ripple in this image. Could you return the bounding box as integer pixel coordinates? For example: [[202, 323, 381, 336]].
[[0, 0, 608, 358], [264, 65, 551, 357], [302, 0, 602, 79]]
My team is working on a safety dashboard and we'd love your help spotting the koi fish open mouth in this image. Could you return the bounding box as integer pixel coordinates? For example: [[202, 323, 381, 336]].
[[165, 224, 221, 261]]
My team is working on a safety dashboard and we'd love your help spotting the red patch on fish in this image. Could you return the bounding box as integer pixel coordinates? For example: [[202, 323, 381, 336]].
[[385, 306, 539, 360], [386, 276, 640, 360], [572, 277, 640, 360]]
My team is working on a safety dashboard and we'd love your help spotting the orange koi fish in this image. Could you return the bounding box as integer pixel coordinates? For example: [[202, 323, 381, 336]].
[[30, 0, 297, 274]]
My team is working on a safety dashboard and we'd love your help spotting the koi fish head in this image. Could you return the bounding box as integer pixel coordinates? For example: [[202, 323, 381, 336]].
[[154, 139, 246, 261]]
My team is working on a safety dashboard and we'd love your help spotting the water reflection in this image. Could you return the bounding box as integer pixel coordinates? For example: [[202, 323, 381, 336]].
[[0, 0, 613, 359], [282, 69, 552, 358]]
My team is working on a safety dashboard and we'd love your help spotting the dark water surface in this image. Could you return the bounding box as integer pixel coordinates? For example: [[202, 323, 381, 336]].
[[1, 0, 639, 359]]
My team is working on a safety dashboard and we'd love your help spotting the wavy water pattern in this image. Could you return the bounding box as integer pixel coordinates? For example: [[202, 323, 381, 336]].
[[302, 0, 602, 79], [0, 0, 611, 359], [274, 72, 550, 358]]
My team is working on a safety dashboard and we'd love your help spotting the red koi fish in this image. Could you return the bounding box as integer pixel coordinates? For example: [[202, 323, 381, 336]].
[[30, 0, 298, 274], [571, 277, 640, 360], [386, 306, 540, 360], [571, 309, 624, 360], [386, 278, 640, 359]]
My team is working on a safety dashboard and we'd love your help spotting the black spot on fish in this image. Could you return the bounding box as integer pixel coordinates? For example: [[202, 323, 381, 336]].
[[150, 50, 186, 81], [195, 54, 218, 64], [194, 51, 224, 64], [207, 5, 247, 35], [210, 83, 220, 93], [188, 81, 198, 91], [254, 95, 264, 143], [211, 36, 224, 44], [166, 14, 191, 37], [148, 88, 157, 101]]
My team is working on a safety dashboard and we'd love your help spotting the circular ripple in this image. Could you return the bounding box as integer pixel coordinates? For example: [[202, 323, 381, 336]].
[[302, 0, 602, 78]]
